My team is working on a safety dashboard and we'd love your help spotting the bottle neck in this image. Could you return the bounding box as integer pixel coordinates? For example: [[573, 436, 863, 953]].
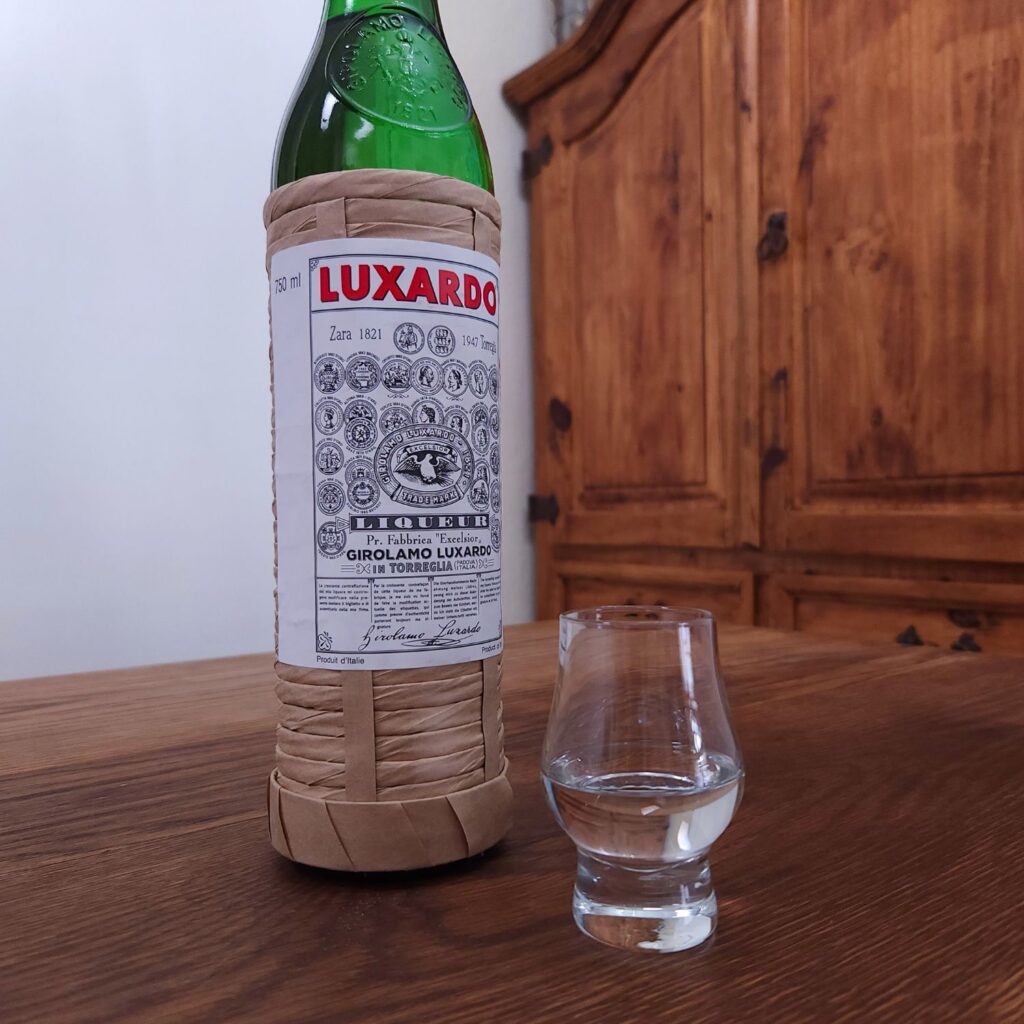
[[323, 0, 442, 25]]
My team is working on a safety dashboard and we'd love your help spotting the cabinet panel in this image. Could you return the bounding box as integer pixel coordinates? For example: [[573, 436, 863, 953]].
[[804, 0, 1024, 485], [761, 575, 1024, 654], [760, 0, 1024, 561], [529, 0, 757, 604], [572, 24, 706, 495], [555, 561, 754, 624]]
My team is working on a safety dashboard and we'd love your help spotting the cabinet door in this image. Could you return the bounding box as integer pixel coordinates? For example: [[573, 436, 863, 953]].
[[527, 0, 759, 615], [761, 0, 1024, 562], [555, 561, 754, 625], [761, 575, 1024, 656]]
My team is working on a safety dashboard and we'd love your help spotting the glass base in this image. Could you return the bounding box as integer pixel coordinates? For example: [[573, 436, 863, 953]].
[[572, 851, 718, 953]]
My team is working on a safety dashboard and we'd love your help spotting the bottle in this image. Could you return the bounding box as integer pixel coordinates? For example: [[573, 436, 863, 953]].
[[273, 0, 493, 191], [265, 0, 511, 872]]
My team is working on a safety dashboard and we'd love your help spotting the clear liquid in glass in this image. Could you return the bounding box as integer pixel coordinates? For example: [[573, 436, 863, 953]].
[[543, 753, 743, 952]]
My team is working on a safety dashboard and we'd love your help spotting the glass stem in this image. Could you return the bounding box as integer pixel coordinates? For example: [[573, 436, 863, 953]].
[[571, 851, 719, 951], [576, 851, 715, 911]]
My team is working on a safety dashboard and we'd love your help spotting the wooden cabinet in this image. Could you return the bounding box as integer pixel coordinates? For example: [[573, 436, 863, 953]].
[[507, 0, 1024, 654]]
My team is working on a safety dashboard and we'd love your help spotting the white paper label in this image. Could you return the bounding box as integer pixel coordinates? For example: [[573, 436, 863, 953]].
[[270, 237, 502, 670]]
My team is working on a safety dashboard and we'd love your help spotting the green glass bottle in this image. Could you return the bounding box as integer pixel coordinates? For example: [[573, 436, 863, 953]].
[[273, 0, 493, 192], [267, 0, 511, 874]]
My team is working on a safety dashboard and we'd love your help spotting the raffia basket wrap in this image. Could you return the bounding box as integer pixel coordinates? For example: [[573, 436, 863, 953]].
[[265, 170, 512, 871]]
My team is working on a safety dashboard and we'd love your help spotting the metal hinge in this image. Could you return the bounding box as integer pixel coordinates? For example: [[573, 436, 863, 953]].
[[528, 493, 560, 526], [522, 135, 554, 183]]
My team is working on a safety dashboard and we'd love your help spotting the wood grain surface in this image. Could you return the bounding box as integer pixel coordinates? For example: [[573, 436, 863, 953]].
[[2, 622, 1023, 1023]]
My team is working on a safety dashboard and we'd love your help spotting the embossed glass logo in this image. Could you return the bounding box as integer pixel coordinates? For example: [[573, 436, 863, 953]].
[[327, 11, 472, 131]]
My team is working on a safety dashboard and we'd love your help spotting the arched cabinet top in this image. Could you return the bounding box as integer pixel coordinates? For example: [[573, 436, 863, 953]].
[[503, 0, 700, 135]]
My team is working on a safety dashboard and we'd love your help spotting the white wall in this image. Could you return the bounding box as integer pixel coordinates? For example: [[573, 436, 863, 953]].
[[0, 1, 547, 681]]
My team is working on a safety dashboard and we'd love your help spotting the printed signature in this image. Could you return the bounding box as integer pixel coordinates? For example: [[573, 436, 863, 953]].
[[358, 619, 482, 652]]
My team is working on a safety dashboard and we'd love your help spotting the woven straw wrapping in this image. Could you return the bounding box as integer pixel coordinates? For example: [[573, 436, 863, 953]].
[[265, 170, 512, 871]]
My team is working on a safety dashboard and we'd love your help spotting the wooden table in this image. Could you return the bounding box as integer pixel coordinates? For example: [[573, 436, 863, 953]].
[[2, 623, 1023, 1023]]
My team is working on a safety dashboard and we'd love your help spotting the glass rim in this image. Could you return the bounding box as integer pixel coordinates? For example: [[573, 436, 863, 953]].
[[560, 605, 716, 628]]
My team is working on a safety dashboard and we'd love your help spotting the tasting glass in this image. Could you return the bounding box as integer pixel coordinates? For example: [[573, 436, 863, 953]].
[[541, 607, 744, 953]]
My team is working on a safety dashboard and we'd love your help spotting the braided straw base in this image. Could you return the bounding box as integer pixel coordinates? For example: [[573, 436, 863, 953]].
[[270, 654, 511, 871], [268, 766, 513, 872], [265, 170, 511, 871]]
